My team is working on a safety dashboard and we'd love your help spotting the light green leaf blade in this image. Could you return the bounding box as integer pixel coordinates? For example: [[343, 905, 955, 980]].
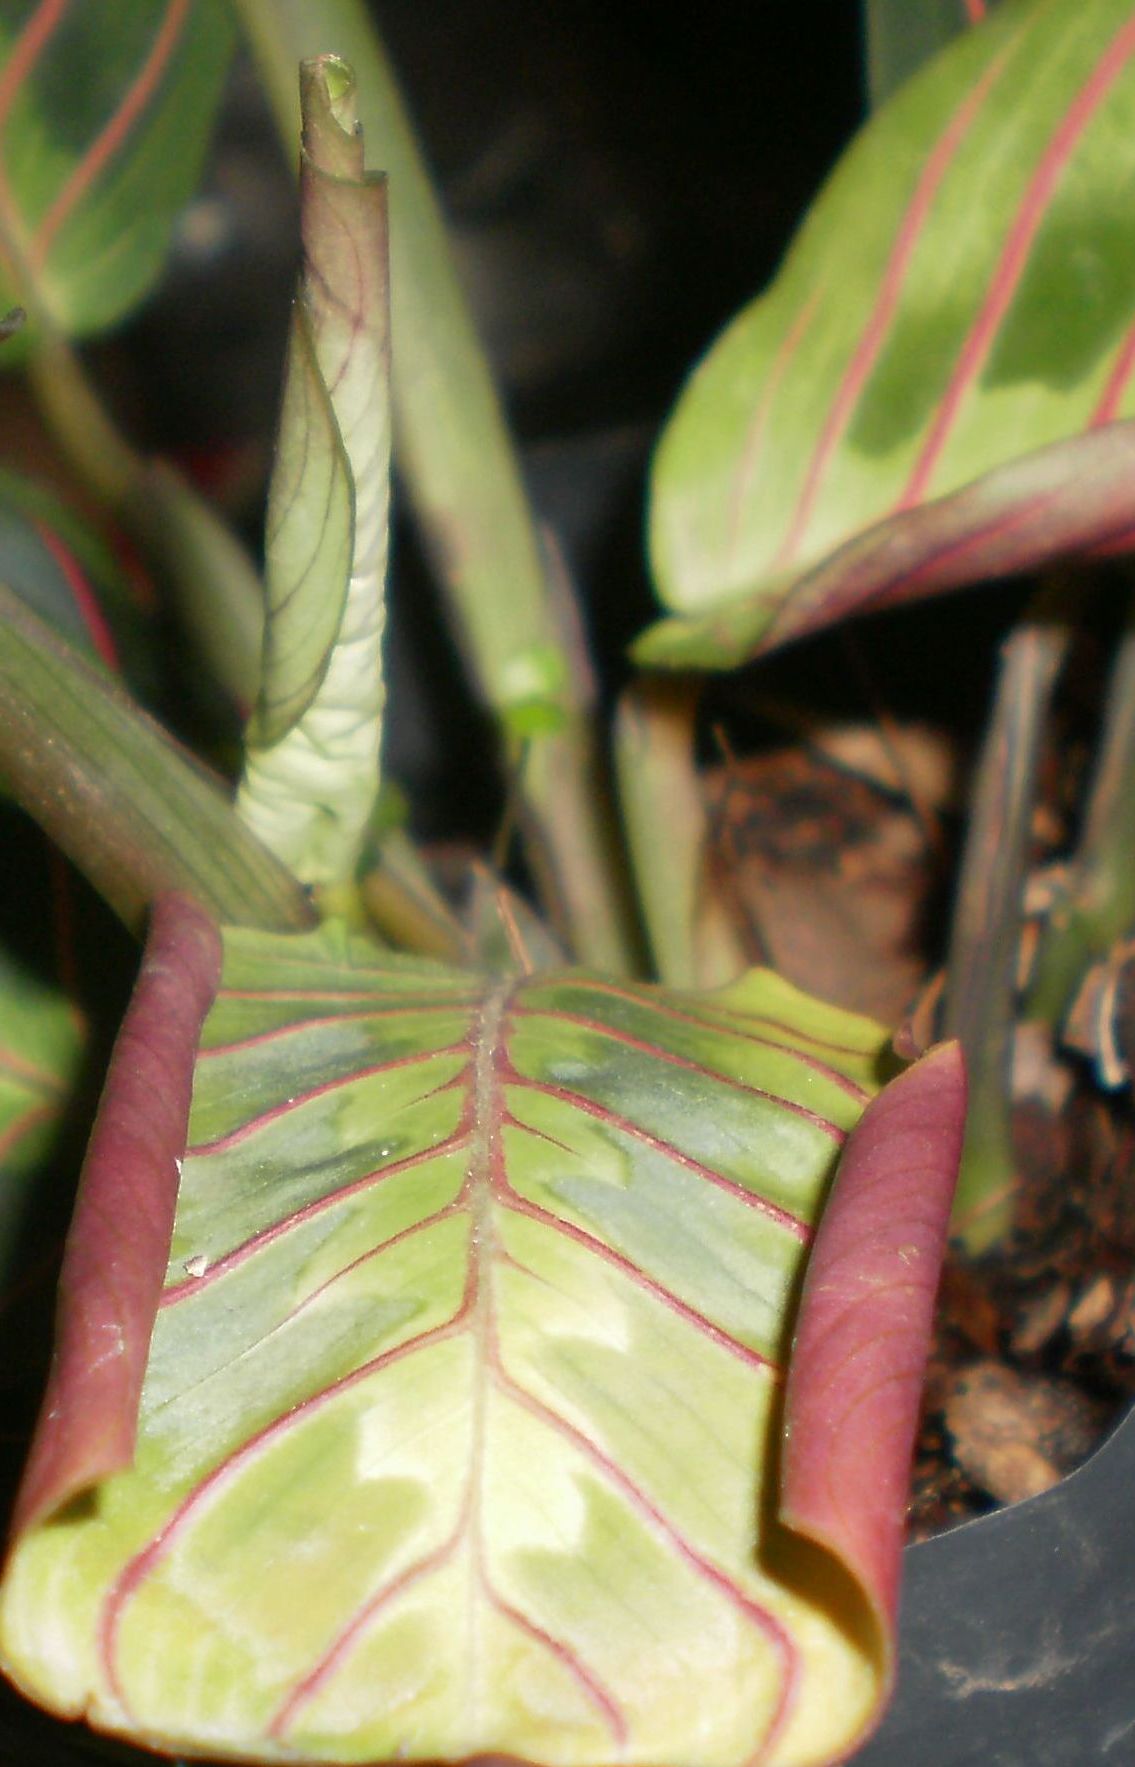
[[237, 57, 388, 890], [1, 924, 894, 1766], [0, 0, 234, 354], [648, 0, 1135, 659]]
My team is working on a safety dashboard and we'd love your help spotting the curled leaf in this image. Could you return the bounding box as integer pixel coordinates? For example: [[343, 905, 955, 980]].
[[250, 308, 353, 747], [232, 5, 636, 971], [781, 1040, 966, 1739], [238, 56, 390, 890], [10, 894, 221, 1537]]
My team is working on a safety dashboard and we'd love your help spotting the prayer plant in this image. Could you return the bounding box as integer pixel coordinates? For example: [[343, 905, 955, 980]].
[[2, 0, 1135, 1762]]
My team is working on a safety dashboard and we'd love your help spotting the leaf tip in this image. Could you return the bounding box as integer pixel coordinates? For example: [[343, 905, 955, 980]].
[[300, 55, 362, 170]]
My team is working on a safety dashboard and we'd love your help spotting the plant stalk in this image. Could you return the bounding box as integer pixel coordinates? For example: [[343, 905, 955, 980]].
[[942, 590, 1071, 1252], [614, 678, 746, 988], [1027, 581, 1135, 1023], [0, 586, 313, 935], [360, 828, 470, 962]]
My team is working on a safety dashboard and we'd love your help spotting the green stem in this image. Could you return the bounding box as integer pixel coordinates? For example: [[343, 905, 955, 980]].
[[25, 336, 135, 508], [232, 0, 637, 970], [521, 709, 645, 974], [360, 829, 470, 962], [0, 585, 312, 936], [26, 335, 263, 708], [943, 591, 1071, 1253], [1027, 582, 1135, 1023], [127, 462, 264, 709], [614, 678, 745, 988]]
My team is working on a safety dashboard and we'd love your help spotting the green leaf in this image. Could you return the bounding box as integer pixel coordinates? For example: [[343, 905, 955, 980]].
[[0, 0, 234, 355], [0, 921, 923, 1766], [637, 421, 1135, 669], [249, 310, 353, 746], [647, 0, 1135, 666], [0, 11, 265, 716], [237, 57, 389, 891], [0, 583, 314, 934]]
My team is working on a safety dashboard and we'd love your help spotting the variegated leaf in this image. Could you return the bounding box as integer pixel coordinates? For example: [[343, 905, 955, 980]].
[[644, 0, 1135, 670], [0, 914, 960, 1767]]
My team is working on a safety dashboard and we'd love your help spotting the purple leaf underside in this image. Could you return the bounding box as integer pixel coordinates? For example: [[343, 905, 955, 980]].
[[10, 894, 221, 1537], [782, 1042, 966, 1691], [638, 421, 1135, 670]]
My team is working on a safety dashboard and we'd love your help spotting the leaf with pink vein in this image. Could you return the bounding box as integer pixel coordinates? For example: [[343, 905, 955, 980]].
[[645, 0, 1135, 670], [0, 923, 963, 1767], [637, 419, 1135, 670], [0, 0, 233, 355]]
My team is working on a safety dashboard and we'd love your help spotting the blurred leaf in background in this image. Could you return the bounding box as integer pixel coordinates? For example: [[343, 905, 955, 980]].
[[0, 0, 234, 354]]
